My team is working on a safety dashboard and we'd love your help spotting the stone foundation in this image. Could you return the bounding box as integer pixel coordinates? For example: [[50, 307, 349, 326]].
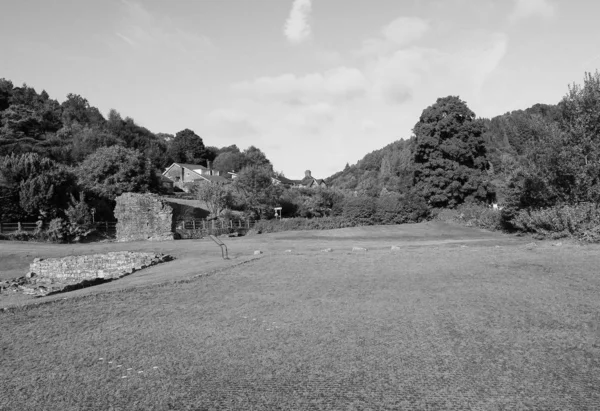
[[1, 251, 172, 297]]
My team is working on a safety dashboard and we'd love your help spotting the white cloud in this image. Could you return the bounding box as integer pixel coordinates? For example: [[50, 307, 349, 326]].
[[231, 67, 367, 104], [509, 0, 556, 22], [284, 0, 313, 44], [207, 109, 258, 137], [360, 16, 429, 56], [115, 1, 213, 63], [221, 16, 508, 178], [382, 17, 430, 46]]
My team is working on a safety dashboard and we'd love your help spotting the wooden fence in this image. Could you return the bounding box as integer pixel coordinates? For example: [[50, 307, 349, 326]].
[[175, 218, 256, 239], [0, 219, 253, 239], [0, 221, 117, 235]]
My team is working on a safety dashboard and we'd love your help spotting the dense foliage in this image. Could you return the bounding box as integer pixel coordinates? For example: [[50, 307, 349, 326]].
[[412, 96, 494, 208], [4, 70, 600, 241], [0, 78, 274, 228], [325, 71, 600, 240]]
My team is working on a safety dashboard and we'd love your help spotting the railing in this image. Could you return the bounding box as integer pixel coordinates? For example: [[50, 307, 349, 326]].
[[0, 219, 252, 239], [0, 221, 117, 235], [0, 222, 41, 233], [175, 218, 255, 239], [95, 221, 117, 235]]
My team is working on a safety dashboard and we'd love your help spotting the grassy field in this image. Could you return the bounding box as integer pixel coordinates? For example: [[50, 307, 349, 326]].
[[1, 223, 600, 410]]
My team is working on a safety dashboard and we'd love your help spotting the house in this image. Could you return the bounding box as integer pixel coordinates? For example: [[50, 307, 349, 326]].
[[272, 170, 327, 188], [162, 162, 229, 192], [297, 170, 327, 188], [271, 175, 297, 187]]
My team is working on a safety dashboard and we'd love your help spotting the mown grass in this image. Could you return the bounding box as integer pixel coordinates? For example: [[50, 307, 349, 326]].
[[2, 244, 600, 410]]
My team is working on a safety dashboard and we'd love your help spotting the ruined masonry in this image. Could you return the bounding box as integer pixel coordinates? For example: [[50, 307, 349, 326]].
[[1, 252, 172, 297], [114, 193, 175, 242]]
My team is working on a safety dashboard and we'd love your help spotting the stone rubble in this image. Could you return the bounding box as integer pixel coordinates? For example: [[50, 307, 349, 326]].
[[0, 251, 173, 297]]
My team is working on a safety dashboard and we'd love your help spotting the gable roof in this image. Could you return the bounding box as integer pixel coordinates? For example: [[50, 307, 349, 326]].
[[275, 176, 298, 185], [163, 163, 209, 179], [176, 163, 208, 172]]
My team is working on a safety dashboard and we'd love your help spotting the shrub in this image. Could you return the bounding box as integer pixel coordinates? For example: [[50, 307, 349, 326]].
[[342, 196, 377, 225], [47, 217, 69, 243], [509, 203, 600, 241], [375, 193, 429, 224], [435, 202, 502, 231], [249, 217, 351, 234]]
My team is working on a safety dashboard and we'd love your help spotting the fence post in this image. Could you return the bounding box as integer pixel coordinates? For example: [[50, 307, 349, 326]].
[[247, 219, 250, 229], [193, 220, 196, 230], [17, 222, 22, 231], [0, 222, 2, 233], [105, 221, 108, 232]]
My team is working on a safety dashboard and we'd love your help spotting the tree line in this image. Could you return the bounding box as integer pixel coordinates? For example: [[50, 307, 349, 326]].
[[2, 71, 600, 241], [0, 78, 274, 227], [326, 71, 600, 238]]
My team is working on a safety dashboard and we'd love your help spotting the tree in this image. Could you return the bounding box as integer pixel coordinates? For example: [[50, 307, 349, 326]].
[[213, 151, 246, 172], [0, 78, 13, 111], [233, 165, 281, 219], [78, 146, 157, 200], [412, 96, 494, 208], [243, 146, 272, 169], [0, 153, 77, 220], [168, 129, 209, 165], [192, 182, 233, 217], [70, 124, 120, 162], [555, 70, 600, 203]]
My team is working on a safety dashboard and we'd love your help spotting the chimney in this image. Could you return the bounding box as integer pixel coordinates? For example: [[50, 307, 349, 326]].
[[305, 170, 312, 178], [207, 160, 213, 175]]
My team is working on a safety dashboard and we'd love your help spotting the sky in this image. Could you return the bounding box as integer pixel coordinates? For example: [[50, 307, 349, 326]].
[[1, 0, 599, 178]]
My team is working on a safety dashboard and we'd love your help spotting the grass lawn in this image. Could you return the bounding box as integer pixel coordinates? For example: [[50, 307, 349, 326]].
[[1, 224, 600, 409]]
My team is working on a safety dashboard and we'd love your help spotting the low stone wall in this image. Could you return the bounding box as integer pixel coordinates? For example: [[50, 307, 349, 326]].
[[29, 252, 168, 281], [1, 252, 172, 297]]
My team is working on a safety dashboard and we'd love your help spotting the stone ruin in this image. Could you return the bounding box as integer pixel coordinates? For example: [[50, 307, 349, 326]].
[[114, 193, 208, 242], [0, 251, 172, 297], [114, 193, 176, 242]]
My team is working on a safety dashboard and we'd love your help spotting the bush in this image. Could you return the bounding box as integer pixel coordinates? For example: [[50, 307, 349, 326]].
[[249, 217, 352, 234], [435, 203, 502, 231], [375, 193, 429, 224], [342, 196, 377, 225], [47, 217, 69, 243], [509, 203, 600, 241]]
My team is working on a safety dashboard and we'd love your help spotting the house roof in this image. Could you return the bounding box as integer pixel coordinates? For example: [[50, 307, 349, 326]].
[[176, 163, 208, 171], [275, 176, 299, 185], [163, 163, 208, 178]]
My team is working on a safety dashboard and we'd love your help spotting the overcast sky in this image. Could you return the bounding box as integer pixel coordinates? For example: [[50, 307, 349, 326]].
[[1, 0, 598, 178]]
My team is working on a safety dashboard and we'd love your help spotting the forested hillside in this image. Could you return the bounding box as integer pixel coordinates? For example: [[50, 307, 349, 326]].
[[3, 71, 600, 242], [0, 79, 273, 223], [327, 96, 563, 202]]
